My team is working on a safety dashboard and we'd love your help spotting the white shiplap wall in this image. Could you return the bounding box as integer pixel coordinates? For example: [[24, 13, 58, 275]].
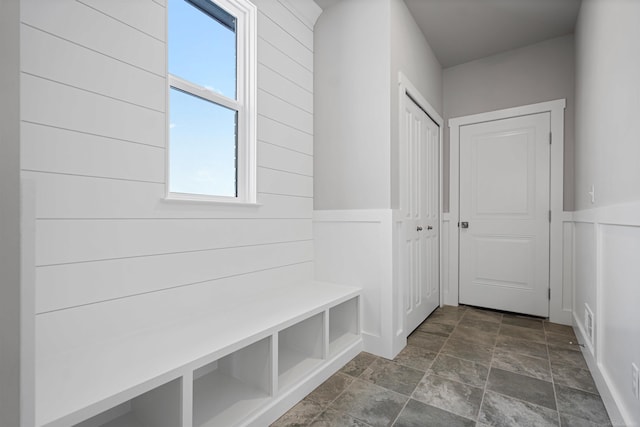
[[22, 0, 316, 370]]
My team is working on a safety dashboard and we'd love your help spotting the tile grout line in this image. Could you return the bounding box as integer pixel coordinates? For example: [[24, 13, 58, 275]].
[[424, 309, 568, 424], [281, 309, 608, 427], [547, 336, 564, 427], [421, 307, 461, 423], [484, 314, 566, 426], [389, 397, 411, 427], [456, 307, 497, 423], [302, 381, 345, 426], [477, 312, 504, 424], [364, 354, 426, 427], [392, 306, 465, 425], [504, 315, 562, 425], [305, 356, 379, 426], [394, 335, 443, 426], [455, 307, 489, 424], [424, 306, 487, 423]]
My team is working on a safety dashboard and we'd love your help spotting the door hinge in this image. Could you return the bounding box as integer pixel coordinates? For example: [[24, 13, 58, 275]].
[[548, 210, 551, 223], [549, 132, 552, 145], [548, 288, 551, 300]]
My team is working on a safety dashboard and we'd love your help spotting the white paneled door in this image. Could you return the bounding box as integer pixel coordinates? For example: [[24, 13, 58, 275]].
[[403, 94, 440, 334], [459, 113, 550, 317]]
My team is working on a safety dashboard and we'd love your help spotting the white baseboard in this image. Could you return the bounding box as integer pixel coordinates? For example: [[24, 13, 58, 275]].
[[248, 338, 363, 426], [573, 312, 629, 426]]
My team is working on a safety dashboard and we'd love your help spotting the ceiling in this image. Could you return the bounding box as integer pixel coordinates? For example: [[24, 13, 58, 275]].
[[315, 0, 581, 68]]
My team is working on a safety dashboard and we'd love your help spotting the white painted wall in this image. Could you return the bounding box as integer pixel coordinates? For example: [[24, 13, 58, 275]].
[[313, 0, 442, 358], [389, 0, 442, 208], [0, 1, 22, 425], [600, 223, 640, 425], [443, 35, 575, 211], [572, 0, 640, 425], [313, 0, 391, 210], [574, 0, 640, 211], [314, 0, 442, 211], [314, 210, 397, 358], [573, 222, 597, 349]]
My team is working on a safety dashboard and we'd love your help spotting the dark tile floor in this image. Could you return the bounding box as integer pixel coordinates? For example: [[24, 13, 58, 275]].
[[271, 305, 612, 427]]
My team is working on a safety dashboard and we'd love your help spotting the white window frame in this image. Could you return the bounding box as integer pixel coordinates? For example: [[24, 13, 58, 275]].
[[166, 0, 257, 204]]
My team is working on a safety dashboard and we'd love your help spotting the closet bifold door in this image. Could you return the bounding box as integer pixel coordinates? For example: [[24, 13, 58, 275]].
[[73, 378, 183, 427], [192, 336, 272, 427]]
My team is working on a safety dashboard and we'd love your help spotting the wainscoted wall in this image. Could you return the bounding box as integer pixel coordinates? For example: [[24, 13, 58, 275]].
[[314, 210, 404, 359], [572, 203, 640, 426], [441, 217, 451, 306], [572, 1, 640, 423], [555, 212, 575, 325], [20, 0, 319, 411], [573, 221, 597, 352]]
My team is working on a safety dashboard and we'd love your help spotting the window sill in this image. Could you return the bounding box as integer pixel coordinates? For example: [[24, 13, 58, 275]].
[[163, 193, 261, 208]]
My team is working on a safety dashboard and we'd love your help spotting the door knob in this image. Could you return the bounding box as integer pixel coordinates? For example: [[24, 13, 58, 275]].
[[417, 226, 423, 231], [460, 222, 469, 229]]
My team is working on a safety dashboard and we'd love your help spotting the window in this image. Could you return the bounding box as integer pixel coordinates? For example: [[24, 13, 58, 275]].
[[167, 0, 256, 203]]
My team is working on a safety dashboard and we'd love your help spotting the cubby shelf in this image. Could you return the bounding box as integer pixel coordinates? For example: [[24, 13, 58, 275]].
[[193, 338, 272, 427], [193, 370, 271, 427], [278, 313, 324, 391], [329, 332, 360, 357], [329, 297, 360, 357], [99, 414, 142, 427], [75, 378, 182, 427], [278, 349, 323, 391], [42, 282, 361, 427]]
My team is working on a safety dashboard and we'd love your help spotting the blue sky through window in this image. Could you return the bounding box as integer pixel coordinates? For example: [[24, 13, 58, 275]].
[[168, 0, 238, 197], [168, 0, 236, 98], [169, 88, 237, 197]]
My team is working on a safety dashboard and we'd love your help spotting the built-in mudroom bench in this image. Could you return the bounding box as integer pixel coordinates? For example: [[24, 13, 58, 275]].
[[35, 282, 361, 427]]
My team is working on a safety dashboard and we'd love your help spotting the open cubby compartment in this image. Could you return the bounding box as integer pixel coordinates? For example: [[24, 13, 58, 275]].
[[74, 378, 182, 427], [192, 336, 272, 427], [278, 312, 325, 391], [329, 296, 360, 356]]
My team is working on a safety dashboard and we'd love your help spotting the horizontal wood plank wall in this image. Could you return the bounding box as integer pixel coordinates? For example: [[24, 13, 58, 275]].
[[22, 0, 314, 337]]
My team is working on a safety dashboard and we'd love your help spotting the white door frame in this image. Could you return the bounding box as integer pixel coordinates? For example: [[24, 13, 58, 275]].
[[398, 72, 444, 318], [447, 99, 568, 323]]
